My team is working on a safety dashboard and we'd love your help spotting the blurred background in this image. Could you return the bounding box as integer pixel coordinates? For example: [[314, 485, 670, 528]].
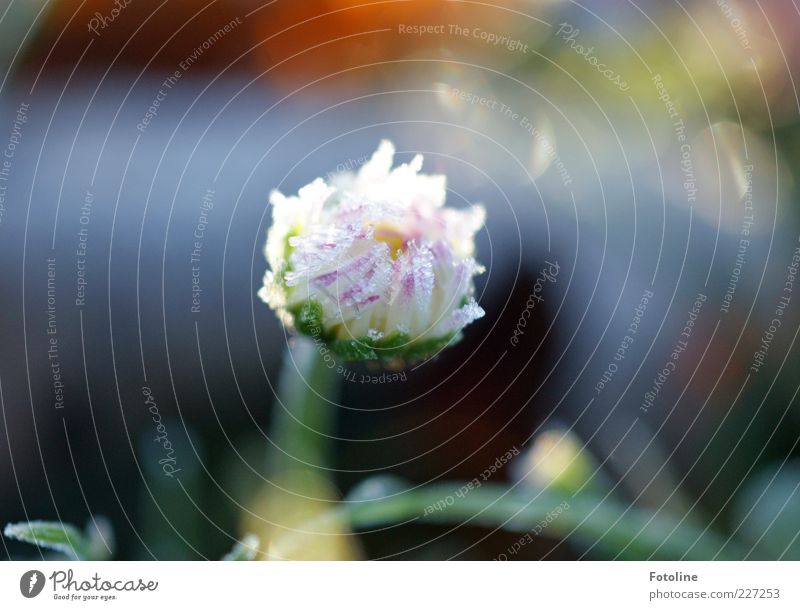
[[1, 0, 800, 560]]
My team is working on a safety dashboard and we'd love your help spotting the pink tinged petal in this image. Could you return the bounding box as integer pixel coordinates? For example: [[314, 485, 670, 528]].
[[447, 298, 485, 332], [341, 246, 389, 286], [312, 270, 339, 288], [453, 256, 483, 291], [401, 272, 415, 299], [429, 240, 454, 267], [324, 243, 392, 313], [285, 224, 363, 284], [396, 243, 435, 311], [340, 285, 381, 310], [340, 285, 363, 305]]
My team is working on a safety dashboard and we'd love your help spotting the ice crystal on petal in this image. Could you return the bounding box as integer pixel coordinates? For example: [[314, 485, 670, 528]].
[[394, 242, 435, 312], [447, 298, 486, 332]]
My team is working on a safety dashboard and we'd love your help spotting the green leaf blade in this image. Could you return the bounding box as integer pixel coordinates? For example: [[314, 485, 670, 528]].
[[4, 518, 114, 560]]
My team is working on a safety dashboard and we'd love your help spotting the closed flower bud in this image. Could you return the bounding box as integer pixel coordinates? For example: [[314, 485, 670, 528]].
[[258, 140, 486, 362]]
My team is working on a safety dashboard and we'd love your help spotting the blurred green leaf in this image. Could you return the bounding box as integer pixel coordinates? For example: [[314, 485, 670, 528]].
[[732, 460, 800, 559], [222, 534, 260, 561], [4, 517, 114, 560], [343, 477, 743, 560], [84, 516, 115, 560], [514, 428, 605, 495], [347, 475, 409, 503]]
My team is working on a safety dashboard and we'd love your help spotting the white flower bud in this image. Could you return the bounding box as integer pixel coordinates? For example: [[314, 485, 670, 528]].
[[258, 140, 485, 362]]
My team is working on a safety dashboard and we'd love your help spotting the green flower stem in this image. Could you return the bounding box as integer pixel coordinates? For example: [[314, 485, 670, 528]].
[[267, 338, 340, 483], [301, 479, 744, 560], [264, 343, 742, 560]]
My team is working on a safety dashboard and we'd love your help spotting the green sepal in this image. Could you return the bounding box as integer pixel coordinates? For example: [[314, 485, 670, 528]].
[[329, 331, 460, 363], [329, 337, 380, 361], [401, 331, 461, 360], [289, 299, 462, 362], [290, 300, 328, 338]]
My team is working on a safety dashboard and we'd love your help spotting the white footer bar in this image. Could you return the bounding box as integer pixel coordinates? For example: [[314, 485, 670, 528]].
[[1, 561, 797, 609]]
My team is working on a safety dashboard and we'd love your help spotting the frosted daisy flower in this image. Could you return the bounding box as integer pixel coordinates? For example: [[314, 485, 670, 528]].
[[258, 140, 485, 362]]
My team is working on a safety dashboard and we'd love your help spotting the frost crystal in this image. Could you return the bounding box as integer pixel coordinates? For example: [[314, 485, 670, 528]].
[[258, 140, 486, 362]]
